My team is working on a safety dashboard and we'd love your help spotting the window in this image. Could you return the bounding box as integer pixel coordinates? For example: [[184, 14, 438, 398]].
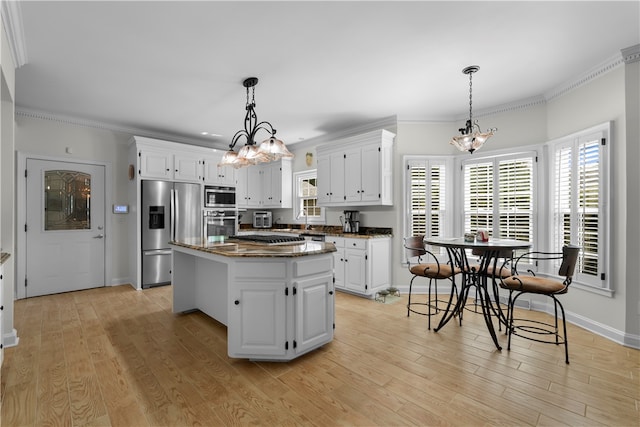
[[549, 124, 609, 288], [405, 157, 449, 254], [294, 170, 325, 224], [462, 154, 536, 244]]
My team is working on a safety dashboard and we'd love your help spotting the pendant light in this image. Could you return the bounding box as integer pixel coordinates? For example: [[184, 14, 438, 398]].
[[449, 65, 497, 154], [219, 77, 293, 168]]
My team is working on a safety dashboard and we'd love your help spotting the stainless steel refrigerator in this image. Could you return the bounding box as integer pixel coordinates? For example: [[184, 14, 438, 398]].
[[141, 180, 201, 288]]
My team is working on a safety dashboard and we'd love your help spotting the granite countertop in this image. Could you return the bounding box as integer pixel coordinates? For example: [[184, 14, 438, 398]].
[[0, 252, 10, 265], [170, 239, 336, 258], [239, 226, 392, 239]]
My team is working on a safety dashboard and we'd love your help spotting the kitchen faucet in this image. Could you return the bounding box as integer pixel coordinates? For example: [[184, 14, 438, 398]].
[[296, 208, 309, 230]]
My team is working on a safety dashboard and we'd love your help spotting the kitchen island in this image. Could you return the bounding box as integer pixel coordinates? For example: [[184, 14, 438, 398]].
[[169, 238, 336, 361]]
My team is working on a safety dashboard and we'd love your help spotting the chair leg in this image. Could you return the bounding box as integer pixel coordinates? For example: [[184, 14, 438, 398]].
[[427, 278, 432, 330], [407, 276, 415, 317], [555, 296, 570, 364]]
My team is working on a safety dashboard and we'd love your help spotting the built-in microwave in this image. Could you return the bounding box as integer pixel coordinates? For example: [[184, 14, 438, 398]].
[[204, 185, 236, 208]]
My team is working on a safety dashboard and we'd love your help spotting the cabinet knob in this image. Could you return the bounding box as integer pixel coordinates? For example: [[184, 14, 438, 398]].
[[0, 305, 3, 310], [329, 291, 334, 295], [234, 300, 240, 305]]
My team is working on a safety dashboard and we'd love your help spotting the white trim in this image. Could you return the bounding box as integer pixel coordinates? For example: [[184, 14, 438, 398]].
[[16, 152, 113, 299], [1, 0, 27, 67], [293, 169, 325, 225], [16, 108, 228, 150]]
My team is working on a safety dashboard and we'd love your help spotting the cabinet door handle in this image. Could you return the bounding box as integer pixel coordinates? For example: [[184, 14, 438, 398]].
[[234, 300, 240, 305]]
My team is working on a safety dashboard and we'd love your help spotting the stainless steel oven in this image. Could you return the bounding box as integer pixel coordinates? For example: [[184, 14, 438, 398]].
[[204, 185, 236, 208], [203, 209, 237, 241]]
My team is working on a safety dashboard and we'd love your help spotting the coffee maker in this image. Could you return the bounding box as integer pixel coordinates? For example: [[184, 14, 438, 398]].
[[343, 210, 360, 233]]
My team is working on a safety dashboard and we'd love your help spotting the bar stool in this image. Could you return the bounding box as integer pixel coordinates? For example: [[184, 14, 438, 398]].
[[404, 236, 461, 330]]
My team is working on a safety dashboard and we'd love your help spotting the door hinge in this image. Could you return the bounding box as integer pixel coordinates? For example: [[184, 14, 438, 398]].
[[285, 341, 288, 350], [601, 138, 606, 146], [24, 224, 27, 232], [365, 255, 368, 260], [535, 156, 538, 163], [24, 169, 28, 178], [333, 276, 335, 283], [293, 340, 297, 349], [378, 147, 381, 152], [365, 284, 368, 290], [601, 273, 606, 280], [293, 287, 297, 295], [24, 278, 27, 287], [138, 152, 141, 157], [333, 323, 336, 330], [285, 287, 289, 296]]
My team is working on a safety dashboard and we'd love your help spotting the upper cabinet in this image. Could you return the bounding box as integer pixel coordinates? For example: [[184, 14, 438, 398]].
[[132, 136, 233, 185], [236, 159, 292, 208], [317, 130, 394, 207], [203, 152, 236, 186]]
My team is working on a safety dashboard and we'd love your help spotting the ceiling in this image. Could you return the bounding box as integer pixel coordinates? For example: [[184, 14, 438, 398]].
[[10, 1, 640, 149]]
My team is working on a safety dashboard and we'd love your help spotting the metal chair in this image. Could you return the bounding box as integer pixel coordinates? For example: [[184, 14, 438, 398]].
[[404, 236, 461, 330], [499, 245, 580, 363], [463, 248, 514, 327]]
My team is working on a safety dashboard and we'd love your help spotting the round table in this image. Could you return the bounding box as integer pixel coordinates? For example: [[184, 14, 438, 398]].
[[423, 237, 532, 350]]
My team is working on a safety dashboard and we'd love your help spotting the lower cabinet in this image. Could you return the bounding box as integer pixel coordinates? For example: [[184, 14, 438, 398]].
[[227, 254, 334, 360], [327, 236, 391, 297]]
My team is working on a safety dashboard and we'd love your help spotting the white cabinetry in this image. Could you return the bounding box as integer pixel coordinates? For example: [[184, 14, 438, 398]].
[[228, 280, 288, 357], [227, 254, 335, 360], [327, 236, 391, 297], [138, 148, 174, 180], [173, 153, 203, 182], [203, 152, 236, 186], [133, 136, 234, 185], [317, 130, 394, 207], [236, 159, 292, 208]]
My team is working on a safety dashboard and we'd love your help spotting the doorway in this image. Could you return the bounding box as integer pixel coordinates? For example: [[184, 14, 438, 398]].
[[23, 158, 106, 297]]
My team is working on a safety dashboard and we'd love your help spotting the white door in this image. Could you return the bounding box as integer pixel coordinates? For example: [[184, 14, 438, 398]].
[[25, 159, 106, 297]]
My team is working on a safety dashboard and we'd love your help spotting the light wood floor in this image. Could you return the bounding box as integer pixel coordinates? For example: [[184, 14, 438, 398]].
[[1, 285, 638, 426]]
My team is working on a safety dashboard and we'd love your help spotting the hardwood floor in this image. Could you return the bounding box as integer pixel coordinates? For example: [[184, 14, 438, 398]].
[[1, 284, 638, 426]]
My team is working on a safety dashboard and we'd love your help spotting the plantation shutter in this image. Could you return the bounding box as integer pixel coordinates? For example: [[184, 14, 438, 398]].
[[577, 138, 600, 277], [464, 161, 493, 234], [552, 134, 603, 284], [407, 160, 447, 256], [430, 164, 446, 238], [408, 163, 427, 236], [498, 157, 533, 241]]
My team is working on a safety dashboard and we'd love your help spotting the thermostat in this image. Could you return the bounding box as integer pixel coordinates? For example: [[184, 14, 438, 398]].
[[112, 204, 129, 214]]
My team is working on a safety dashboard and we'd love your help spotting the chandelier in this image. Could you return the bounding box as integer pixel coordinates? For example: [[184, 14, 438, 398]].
[[449, 65, 496, 154], [219, 77, 293, 168]]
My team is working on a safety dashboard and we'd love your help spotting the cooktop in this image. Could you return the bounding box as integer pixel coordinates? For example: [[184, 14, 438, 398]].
[[230, 234, 306, 245]]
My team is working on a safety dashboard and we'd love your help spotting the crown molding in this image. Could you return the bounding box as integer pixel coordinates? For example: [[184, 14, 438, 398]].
[[15, 107, 228, 149], [291, 115, 398, 150], [544, 51, 625, 102], [1, 0, 27, 67], [621, 44, 640, 64]]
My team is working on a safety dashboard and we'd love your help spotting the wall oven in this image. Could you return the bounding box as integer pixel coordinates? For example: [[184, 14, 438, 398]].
[[204, 185, 236, 208], [203, 209, 237, 241]]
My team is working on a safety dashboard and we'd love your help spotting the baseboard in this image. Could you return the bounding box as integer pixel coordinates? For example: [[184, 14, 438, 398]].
[[110, 277, 131, 286]]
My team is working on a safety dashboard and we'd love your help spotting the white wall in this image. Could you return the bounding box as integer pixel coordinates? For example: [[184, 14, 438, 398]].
[[15, 115, 133, 284]]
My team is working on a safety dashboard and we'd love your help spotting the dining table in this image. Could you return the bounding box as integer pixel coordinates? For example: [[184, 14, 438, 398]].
[[423, 236, 532, 350]]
